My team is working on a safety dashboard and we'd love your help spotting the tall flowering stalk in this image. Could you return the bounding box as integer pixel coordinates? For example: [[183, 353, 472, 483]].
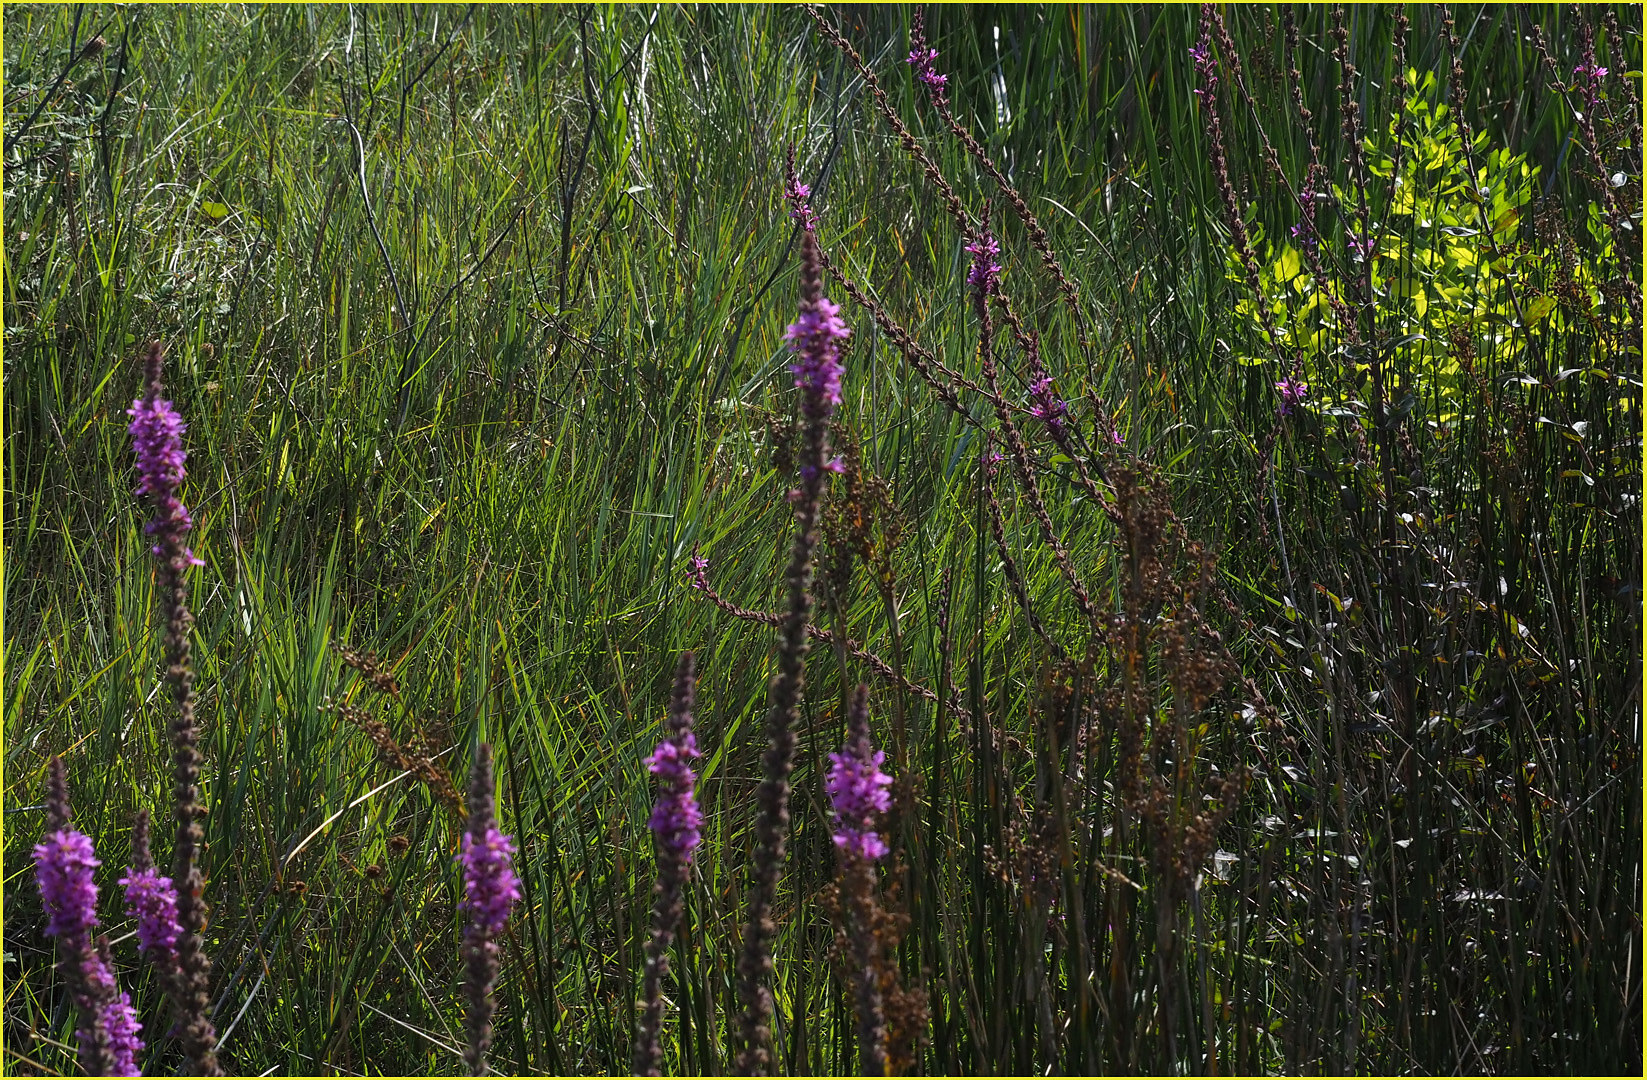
[[127, 340, 221, 1076], [34, 757, 144, 1077], [969, 208, 1101, 629], [459, 743, 521, 1076], [634, 652, 704, 1076], [828, 685, 894, 1076], [901, 5, 1090, 353], [733, 200, 850, 1076]]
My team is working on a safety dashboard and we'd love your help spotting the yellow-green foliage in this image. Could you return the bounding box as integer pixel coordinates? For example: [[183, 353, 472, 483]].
[[1230, 70, 1617, 420]]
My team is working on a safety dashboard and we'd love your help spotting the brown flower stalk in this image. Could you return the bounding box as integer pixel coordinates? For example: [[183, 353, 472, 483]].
[[802, 6, 969, 236], [732, 226, 843, 1075], [906, 5, 1091, 354], [970, 206, 1101, 630], [992, 294, 1121, 522], [634, 653, 703, 1076], [130, 341, 222, 1076], [982, 451, 1065, 659]]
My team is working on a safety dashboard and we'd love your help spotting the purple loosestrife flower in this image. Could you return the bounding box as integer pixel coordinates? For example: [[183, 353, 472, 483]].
[[120, 808, 182, 975], [827, 695, 894, 862], [1275, 375, 1310, 416], [965, 229, 1002, 296], [1346, 229, 1375, 262], [734, 186, 849, 1075], [459, 827, 521, 941], [460, 744, 518, 1076], [35, 828, 101, 943], [907, 8, 948, 102], [784, 172, 818, 233], [1027, 373, 1069, 439], [127, 397, 203, 569], [785, 293, 851, 413], [35, 757, 143, 1077], [1289, 186, 1319, 255], [635, 653, 702, 1076], [830, 686, 892, 1074], [1190, 29, 1218, 99], [1574, 62, 1608, 108], [784, 229, 851, 485], [120, 868, 182, 964], [130, 342, 222, 1074], [103, 995, 143, 1076], [645, 733, 703, 862]]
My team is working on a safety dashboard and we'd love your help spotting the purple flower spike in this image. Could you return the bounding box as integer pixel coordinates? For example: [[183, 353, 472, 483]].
[[1190, 27, 1218, 99], [646, 732, 703, 863], [784, 171, 817, 233], [785, 291, 851, 410], [459, 745, 516, 1076], [1028, 373, 1069, 438], [37, 759, 146, 1078], [120, 866, 182, 961], [1574, 62, 1608, 106], [102, 991, 143, 1077], [128, 394, 204, 568], [1275, 375, 1309, 416], [965, 228, 1002, 295], [35, 829, 101, 942], [688, 553, 710, 591], [827, 688, 894, 862], [635, 652, 702, 1076], [907, 8, 948, 102], [459, 826, 521, 940]]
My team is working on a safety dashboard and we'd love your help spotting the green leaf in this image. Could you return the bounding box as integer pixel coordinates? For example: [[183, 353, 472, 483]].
[[1275, 244, 1302, 283], [1525, 295, 1557, 323], [201, 201, 230, 220]]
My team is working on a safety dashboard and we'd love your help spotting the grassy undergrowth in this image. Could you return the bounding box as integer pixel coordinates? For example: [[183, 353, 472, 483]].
[[4, 4, 1640, 1075]]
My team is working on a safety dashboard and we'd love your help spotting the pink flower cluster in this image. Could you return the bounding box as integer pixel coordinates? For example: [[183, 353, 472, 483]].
[[1028, 373, 1069, 438], [966, 229, 1001, 295], [646, 732, 704, 863], [907, 10, 948, 102], [1275, 375, 1310, 416], [34, 826, 145, 1076], [119, 866, 183, 962], [827, 732, 894, 862], [784, 175, 817, 233], [128, 395, 204, 568], [459, 827, 522, 939], [785, 295, 851, 411]]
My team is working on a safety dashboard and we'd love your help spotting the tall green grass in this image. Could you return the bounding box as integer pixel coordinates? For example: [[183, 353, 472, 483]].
[[4, 4, 1638, 1075]]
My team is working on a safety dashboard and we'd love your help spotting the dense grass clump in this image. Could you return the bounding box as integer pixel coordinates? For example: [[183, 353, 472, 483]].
[[5, 4, 1639, 1075]]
